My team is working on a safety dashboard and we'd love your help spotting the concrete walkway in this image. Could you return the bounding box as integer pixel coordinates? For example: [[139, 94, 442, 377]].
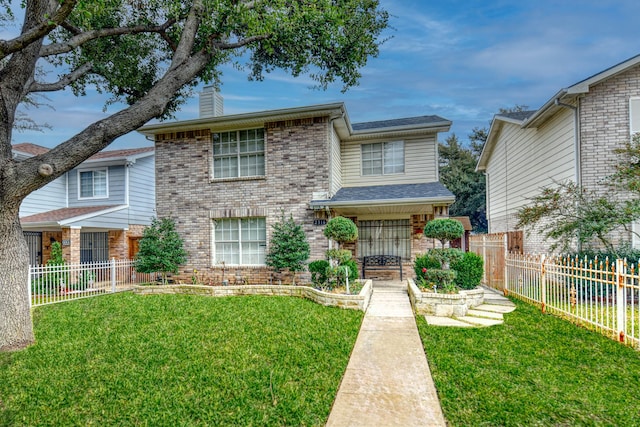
[[326, 280, 446, 427]]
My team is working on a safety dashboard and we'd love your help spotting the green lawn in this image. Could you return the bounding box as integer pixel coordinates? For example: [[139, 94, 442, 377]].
[[0, 293, 363, 426], [418, 299, 640, 427]]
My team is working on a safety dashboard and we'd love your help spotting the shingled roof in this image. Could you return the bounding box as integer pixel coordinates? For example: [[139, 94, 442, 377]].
[[311, 182, 454, 206], [352, 115, 450, 131]]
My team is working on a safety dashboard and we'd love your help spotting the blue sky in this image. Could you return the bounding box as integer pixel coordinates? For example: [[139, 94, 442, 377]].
[[10, 0, 640, 149]]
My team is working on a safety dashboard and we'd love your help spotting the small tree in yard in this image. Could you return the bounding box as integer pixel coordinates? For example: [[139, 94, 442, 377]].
[[424, 218, 465, 248], [418, 218, 465, 292], [266, 213, 310, 285], [322, 216, 358, 289], [136, 218, 187, 285]]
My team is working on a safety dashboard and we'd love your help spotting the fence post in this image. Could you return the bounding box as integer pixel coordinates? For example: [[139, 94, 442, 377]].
[[616, 259, 625, 343], [540, 254, 546, 313], [111, 258, 117, 293], [482, 235, 487, 285], [503, 233, 508, 295], [27, 264, 32, 308]]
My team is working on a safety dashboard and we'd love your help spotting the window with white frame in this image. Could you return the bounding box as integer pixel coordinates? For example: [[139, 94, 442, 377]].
[[213, 128, 265, 179], [630, 98, 640, 248], [361, 141, 404, 175], [79, 169, 108, 198], [214, 217, 266, 265]]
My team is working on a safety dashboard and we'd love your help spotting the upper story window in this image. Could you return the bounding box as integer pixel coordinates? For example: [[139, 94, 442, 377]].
[[630, 97, 640, 135], [213, 128, 265, 179], [361, 141, 404, 176], [79, 169, 108, 199]]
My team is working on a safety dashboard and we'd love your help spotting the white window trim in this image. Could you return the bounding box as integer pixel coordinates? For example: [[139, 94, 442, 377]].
[[211, 217, 267, 266], [360, 140, 405, 176], [629, 97, 640, 248], [77, 168, 109, 200], [212, 128, 266, 180]]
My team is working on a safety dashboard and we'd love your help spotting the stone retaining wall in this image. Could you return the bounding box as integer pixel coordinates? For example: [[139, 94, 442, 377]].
[[134, 280, 373, 312], [408, 278, 484, 317]]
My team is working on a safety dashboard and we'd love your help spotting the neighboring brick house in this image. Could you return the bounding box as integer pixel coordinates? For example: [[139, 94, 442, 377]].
[[15, 143, 155, 265], [477, 53, 640, 253], [139, 92, 454, 284]]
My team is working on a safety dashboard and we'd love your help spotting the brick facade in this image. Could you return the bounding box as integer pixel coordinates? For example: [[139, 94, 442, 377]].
[[155, 118, 332, 284]]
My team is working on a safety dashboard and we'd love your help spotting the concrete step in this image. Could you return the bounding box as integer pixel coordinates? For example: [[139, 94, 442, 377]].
[[474, 303, 516, 314], [467, 309, 503, 320], [425, 316, 476, 327], [456, 316, 504, 327]]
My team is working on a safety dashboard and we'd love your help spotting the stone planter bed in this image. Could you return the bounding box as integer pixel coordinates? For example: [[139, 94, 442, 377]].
[[134, 280, 373, 312], [407, 278, 484, 317]]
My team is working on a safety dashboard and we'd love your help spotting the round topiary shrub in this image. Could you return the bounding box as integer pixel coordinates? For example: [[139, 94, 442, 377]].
[[451, 251, 484, 290], [323, 216, 358, 245], [423, 218, 464, 248]]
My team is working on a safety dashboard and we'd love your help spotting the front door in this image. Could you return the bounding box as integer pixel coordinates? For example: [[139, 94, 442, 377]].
[[23, 231, 42, 265]]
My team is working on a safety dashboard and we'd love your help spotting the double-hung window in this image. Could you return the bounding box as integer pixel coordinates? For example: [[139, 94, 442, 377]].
[[361, 141, 404, 175], [79, 169, 108, 199], [214, 218, 266, 265], [213, 129, 265, 178]]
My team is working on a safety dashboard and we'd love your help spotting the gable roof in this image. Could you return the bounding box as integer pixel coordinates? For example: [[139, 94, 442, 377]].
[[20, 205, 127, 227], [12, 144, 154, 162], [477, 53, 640, 171]]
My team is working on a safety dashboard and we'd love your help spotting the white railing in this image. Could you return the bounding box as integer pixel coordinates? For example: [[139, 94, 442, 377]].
[[505, 254, 640, 349], [29, 259, 154, 307]]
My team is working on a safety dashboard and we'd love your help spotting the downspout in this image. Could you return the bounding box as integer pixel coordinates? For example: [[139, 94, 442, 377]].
[[554, 98, 582, 251]]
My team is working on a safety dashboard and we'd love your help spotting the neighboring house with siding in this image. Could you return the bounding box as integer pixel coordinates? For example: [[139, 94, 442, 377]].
[[139, 93, 453, 284], [477, 54, 640, 252], [14, 143, 155, 265]]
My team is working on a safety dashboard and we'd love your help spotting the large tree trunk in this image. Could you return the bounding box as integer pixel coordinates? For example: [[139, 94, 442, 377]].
[[0, 203, 34, 351]]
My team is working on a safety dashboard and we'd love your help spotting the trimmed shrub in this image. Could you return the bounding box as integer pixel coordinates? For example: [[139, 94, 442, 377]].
[[341, 259, 359, 282], [451, 251, 484, 290], [326, 249, 353, 264], [414, 253, 441, 279], [423, 218, 464, 247], [308, 260, 330, 287], [323, 216, 358, 245]]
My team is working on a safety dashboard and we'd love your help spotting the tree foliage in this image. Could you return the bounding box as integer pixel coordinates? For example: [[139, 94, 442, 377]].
[[135, 217, 187, 285], [0, 0, 389, 350], [265, 213, 310, 285], [439, 133, 487, 232], [517, 134, 640, 254]]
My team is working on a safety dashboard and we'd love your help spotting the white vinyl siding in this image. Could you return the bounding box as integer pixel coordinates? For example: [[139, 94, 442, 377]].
[[214, 218, 266, 265], [329, 125, 342, 196], [342, 136, 437, 186], [631, 97, 640, 135], [361, 141, 404, 175], [78, 169, 108, 199], [213, 129, 265, 179], [485, 108, 575, 231]]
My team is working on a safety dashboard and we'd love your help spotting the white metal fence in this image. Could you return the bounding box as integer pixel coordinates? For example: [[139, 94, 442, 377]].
[[505, 254, 640, 349], [29, 259, 154, 307]]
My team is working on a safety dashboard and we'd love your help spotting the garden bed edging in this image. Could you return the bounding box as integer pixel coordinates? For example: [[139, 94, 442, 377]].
[[134, 280, 373, 312], [408, 278, 484, 317]]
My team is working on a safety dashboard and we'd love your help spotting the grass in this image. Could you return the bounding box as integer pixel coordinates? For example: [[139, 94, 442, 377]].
[[0, 293, 363, 426], [417, 299, 640, 426]]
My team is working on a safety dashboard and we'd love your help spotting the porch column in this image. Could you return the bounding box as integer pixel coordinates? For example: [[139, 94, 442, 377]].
[[61, 226, 81, 264]]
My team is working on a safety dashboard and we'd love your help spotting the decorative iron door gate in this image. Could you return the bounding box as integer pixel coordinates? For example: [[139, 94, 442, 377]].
[[357, 219, 411, 260], [23, 231, 42, 265], [80, 232, 109, 263]]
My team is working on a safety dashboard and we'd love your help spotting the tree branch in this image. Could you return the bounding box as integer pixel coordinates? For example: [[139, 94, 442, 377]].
[[27, 62, 93, 92], [0, 0, 79, 60], [213, 34, 271, 50], [40, 18, 178, 57]]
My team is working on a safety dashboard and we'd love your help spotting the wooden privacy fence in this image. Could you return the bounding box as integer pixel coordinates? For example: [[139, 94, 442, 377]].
[[469, 231, 523, 291], [504, 254, 640, 349]]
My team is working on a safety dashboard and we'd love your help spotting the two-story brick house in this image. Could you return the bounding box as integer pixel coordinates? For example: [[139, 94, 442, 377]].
[[477, 53, 640, 253], [140, 93, 453, 284], [14, 143, 155, 265]]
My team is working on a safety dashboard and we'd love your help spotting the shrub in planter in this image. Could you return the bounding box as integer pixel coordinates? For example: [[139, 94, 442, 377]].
[[414, 253, 441, 279], [423, 269, 457, 293], [308, 260, 330, 287], [423, 218, 464, 248], [323, 216, 358, 246], [451, 251, 484, 290]]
